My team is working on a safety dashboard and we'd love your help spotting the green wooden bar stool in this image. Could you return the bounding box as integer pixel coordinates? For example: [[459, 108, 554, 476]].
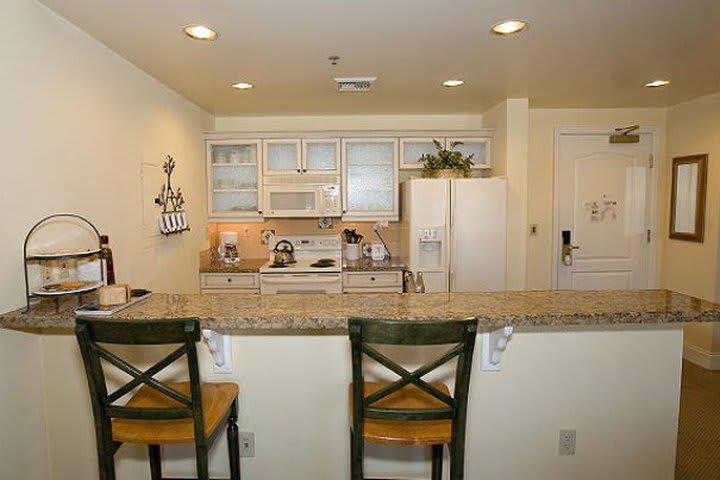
[[348, 317, 478, 480], [75, 317, 241, 480]]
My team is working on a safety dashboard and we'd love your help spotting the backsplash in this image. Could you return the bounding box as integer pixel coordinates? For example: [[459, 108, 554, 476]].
[[207, 219, 404, 259]]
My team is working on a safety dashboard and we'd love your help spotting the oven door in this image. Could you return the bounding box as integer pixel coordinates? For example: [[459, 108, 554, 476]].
[[260, 273, 342, 294], [263, 185, 321, 217]]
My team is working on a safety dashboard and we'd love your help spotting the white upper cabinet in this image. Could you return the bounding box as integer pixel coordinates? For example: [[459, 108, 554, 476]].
[[399, 138, 444, 169], [342, 138, 399, 220], [445, 137, 491, 169], [399, 136, 492, 170], [207, 140, 262, 219], [205, 131, 491, 221], [263, 139, 302, 175], [264, 138, 341, 176], [302, 139, 341, 174]]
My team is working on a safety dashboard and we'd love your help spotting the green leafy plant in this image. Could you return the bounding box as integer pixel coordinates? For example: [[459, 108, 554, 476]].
[[420, 140, 474, 178]]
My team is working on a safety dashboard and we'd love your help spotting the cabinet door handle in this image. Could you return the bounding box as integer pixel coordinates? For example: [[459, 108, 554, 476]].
[[227, 278, 232, 283], [302, 169, 307, 173], [370, 277, 376, 281], [296, 168, 301, 173]]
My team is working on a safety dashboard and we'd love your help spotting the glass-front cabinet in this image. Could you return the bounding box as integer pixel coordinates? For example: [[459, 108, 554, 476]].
[[399, 138, 443, 169], [205, 132, 491, 221], [264, 138, 341, 175], [400, 136, 492, 170], [207, 140, 262, 219], [263, 139, 301, 175], [445, 137, 491, 169], [342, 138, 399, 220], [303, 139, 340, 174]]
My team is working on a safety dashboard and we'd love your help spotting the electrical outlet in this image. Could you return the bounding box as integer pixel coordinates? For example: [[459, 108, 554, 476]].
[[373, 221, 389, 231], [530, 224, 538, 236], [240, 432, 255, 457], [558, 429, 576, 456]]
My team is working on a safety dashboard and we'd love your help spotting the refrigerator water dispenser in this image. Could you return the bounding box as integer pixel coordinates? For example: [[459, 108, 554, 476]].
[[416, 228, 444, 271]]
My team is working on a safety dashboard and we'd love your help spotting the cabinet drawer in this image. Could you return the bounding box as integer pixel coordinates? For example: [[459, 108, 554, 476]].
[[200, 273, 258, 289], [343, 272, 402, 288], [201, 288, 259, 295], [344, 286, 403, 294]]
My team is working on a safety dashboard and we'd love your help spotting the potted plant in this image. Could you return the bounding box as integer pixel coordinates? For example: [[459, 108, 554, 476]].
[[420, 140, 474, 178]]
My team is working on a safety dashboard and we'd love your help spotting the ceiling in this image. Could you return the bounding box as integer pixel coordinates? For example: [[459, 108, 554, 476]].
[[41, 0, 720, 116]]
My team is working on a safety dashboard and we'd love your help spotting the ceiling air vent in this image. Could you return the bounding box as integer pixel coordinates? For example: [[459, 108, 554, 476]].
[[334, 77, 377, 92]]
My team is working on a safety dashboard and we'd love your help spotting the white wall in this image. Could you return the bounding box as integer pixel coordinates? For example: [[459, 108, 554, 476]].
[[0, 330, 50, 480], [483, 100, 530, 290], [664, 91, 720, 368], [0, 1, 213, 316], [215, 115, 483, 132], [40, 326, 684, 480], [0, 0, 213, 477]]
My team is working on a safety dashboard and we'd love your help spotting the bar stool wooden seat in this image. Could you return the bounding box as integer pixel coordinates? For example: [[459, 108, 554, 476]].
[[348, 317, 478, 480], [75, 317, 241, 480]]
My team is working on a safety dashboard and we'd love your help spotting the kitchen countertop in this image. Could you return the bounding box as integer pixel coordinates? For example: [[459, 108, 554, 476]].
[[199, 250, 266, 273], [2, 289, 719, 331], [342, 256, 407, 272]]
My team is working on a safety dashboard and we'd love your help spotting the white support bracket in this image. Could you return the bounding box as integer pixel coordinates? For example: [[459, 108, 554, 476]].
[[202, 330, 233, 374], [481, 326, 514, 371]]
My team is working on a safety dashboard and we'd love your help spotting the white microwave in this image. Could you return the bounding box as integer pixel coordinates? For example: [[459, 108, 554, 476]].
[[263, 183, 342, 217]]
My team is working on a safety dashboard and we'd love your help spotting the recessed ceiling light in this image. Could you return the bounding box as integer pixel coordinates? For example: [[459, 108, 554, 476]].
[[645, 80, 670, 88], [183, 25, 218, 41], [443, 80, 465, 88], [232, 82, 254, 90], [491, 20, 528, 35]]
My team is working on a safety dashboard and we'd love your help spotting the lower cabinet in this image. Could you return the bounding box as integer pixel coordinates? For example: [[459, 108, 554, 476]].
[[200, 273, 260, 294], [343, 271, 403, 294]]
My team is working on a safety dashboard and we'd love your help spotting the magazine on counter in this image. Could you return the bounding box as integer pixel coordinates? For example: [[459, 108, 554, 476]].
[[75, 289, 152, 317]]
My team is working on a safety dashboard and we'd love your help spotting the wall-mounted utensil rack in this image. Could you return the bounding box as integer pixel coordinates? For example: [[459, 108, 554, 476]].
[[155, 155, 191, 236], [23, 213, 105, 313]]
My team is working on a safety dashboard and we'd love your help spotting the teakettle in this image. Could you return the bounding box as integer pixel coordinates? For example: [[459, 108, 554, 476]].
[[272, 240, 296, 266]]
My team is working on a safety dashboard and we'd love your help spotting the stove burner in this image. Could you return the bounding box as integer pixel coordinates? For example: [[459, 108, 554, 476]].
[[311, 259, 336, 268]]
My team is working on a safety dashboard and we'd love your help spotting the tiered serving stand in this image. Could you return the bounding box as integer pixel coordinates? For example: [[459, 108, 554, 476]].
[[23, 214, 105, 313]]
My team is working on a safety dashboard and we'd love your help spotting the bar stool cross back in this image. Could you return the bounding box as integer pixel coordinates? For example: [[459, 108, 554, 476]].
[[75, 317, 241, 480], [349, 317, 479, 480]]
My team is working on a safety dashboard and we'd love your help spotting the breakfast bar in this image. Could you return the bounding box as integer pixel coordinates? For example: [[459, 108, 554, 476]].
[[1, 290, 717, 480], [2, 289, 717, 331]]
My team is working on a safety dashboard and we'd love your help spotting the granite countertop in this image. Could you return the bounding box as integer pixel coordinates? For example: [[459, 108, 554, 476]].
[[2, 290, 719, 331], [343, 256, 407, 272], [199, 250, 266, 273]]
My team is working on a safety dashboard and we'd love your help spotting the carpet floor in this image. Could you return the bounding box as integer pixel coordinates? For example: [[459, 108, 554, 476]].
[[675, 361, 720, 479]]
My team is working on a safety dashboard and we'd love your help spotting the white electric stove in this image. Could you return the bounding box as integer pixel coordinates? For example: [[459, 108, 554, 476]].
[[260, 234, 343, 294]]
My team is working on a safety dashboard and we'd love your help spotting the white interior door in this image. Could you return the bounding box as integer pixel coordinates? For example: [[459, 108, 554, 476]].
[[555, 131, 654, 290]]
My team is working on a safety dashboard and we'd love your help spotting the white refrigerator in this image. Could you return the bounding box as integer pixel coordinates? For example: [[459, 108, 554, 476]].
[[401, 177, 507, 292]]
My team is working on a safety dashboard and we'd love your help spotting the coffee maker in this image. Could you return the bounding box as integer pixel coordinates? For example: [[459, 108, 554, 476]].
[[217, 231, 239, 264]]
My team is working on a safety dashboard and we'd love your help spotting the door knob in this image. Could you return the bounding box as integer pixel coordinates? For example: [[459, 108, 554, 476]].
[[562, 244, 579, 266], [561, 230, 579, 266]]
